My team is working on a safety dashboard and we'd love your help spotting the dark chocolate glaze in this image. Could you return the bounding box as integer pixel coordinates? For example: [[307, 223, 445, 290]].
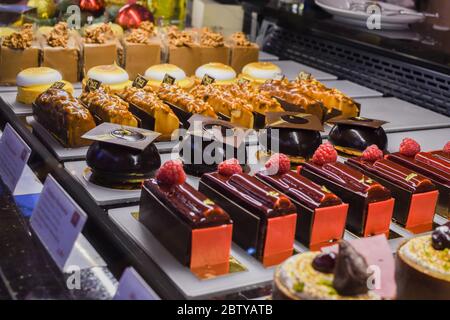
[[328, 124, 387, 152], [347, 158, 436, 194], [255, 171, 342, 210], [333, 241, 370, 296], [416, 152, 450, 175], [259, 127, 322, 159], [303, 162, 390, 201], [200, 172, 296, 219], [86, 141, 161, 181], [143, 179, 231, 228], [301, 161, 391, 235]]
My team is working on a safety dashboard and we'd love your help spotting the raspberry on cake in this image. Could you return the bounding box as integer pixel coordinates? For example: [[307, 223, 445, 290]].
[[218, 158, 243, 176], [156, 160, 186, 186], [265, 153, 291, 175], [312, 143, 338, 165], [399, 138, 421, 157], [361, 145, 383, 162]]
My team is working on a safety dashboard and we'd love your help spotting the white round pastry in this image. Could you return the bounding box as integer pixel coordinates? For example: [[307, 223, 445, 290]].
[[195, 63, 236, 84], [87, 64, 129, 85], [241, 62, 282, 83], [145, 64, 187, 82], [16, 67, 62, 87]]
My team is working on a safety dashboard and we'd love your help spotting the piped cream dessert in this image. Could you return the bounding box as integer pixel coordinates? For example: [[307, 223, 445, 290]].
[[240, 62, 282, 84], [194, 63, 237, 85], [144, 64, 194, 89], [16, 67, 74, 104], [84, 64, 132, 93]]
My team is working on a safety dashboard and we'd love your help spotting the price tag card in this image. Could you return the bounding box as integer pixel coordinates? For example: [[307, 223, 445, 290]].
[[114, 267, 160, 300], [30, 175, 87, 271], [0, 123, 32, 192]]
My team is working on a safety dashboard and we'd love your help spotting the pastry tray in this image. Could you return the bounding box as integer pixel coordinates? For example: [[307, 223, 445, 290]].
[[259, 51, 279, 61], [321, 80, 383, 99], [357, 97, 450, 133], [273, 60, 338, 81]]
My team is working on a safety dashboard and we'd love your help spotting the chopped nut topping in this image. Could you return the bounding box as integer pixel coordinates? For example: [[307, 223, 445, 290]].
[[230, 32, 252, 46], [167, 26, 195, 47], [2, 24, 33, 49], [46, 22, 69, 48], [84, 23, 114, 44], [200, 28, 224, 47], [125, 21, 156, 44]]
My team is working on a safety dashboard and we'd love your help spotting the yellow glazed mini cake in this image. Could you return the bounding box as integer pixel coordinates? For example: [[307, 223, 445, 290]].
[[144, 64, 194, 90], [16, 67, 74, 104], [194, 63, 237, 85], [240, 62, 282, 84], [84, 64, 132, 92]]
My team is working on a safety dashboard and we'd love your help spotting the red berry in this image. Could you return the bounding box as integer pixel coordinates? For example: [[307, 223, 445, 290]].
[[265, 153, 291, 175], [399, 138, 421, 157], [156, 160, 186, 186], [443, 141, 450, 154], [312, 142, 337, 165], [218, 158, 243, 176], [362, 144, 383, 162]]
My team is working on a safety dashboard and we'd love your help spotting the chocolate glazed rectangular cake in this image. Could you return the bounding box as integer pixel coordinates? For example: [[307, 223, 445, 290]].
[[139, 179, 233, 276], [346, 157, 438, 231], [386, 151, 450, 218], [299, 162, 395, 237], [199, 172, 297, 267], [255, 170, 348, 250]]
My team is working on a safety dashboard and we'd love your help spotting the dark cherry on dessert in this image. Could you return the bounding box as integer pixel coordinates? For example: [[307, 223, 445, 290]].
[[199, 170, 297, 267], [139, 174, 233, 278], [346, 157, 438, 231], [299, 161, 394, 237], [255, 170, 348, 249], [387, 150, 450, 218]]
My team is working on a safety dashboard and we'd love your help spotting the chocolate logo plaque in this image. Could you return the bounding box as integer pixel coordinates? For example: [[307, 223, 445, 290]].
[[273, 73, 285, 81], [110, 128, 146, 142], [50, 81, 66, 90], [85, 78, 102, 92], [201, 74, 215, 85], [237, 78, 250, 85], [132, 74, 149, 89], [162, 73, 176, 85], [297, 72, 312, 81]]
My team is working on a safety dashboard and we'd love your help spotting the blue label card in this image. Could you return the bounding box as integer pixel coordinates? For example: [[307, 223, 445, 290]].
[[114, 267, 160, 300], [0, 123, 32, 192], [30, 175, 87, 271]]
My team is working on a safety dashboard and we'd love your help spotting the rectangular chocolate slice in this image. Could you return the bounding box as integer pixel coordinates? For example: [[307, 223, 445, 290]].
[[300, 162, 394, 236], [387, 152, 450, 218], [199, 172, 297, 266], [346, 158, 438, 229], [255, 170, 348, 249], [140, 179, 233, 276]]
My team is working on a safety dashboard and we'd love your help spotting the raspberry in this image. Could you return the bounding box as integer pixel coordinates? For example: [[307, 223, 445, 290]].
[[265, 153, 291, 175], [399, 138, 421, 157], [312, 142, 337, 165], [362, 144, 383, 162], [218, 158, 243, 176], [443, 141, 450, 154], [156, 160, 186, 186]]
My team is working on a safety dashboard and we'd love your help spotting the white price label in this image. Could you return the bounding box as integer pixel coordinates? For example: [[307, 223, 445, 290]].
[[30, 175, 87, 270], [0, 123, 31, 192], [114, 267, 160, 300]]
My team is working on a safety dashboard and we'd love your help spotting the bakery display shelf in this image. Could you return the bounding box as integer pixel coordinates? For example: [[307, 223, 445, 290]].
[[0, 82, 82, 93], [259, 51, 279, 61], [321, 80, 383, 99], [357, 97, 450, 133], [273, 60, 337, 81]]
